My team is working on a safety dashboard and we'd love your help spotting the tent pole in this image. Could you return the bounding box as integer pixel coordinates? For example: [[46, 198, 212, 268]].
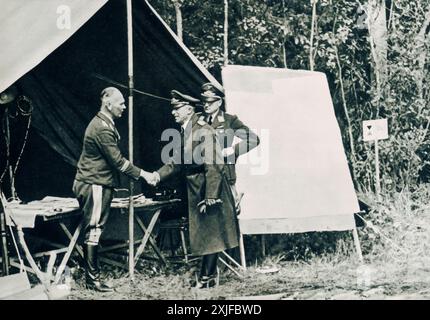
[[4, 110, 16, 199], [126, 0, 135, 280], [0, 208, 10, 275]]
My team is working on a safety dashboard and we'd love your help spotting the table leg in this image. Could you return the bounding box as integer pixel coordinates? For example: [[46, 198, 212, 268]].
[[46, 252, 57, 281], [180, 228, 188, 264], [59, 222, 84, 258], [54, 220, 83, 284], [15, 226, 52, 297], [1, 210, 9, 275], [134, 209, 161, 266], [135, 215, 167, 265]]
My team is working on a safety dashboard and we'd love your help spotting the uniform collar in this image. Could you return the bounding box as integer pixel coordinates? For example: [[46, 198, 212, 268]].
[[97, 111, 120, 140], [204, 109, 224, 125], [181, 115, 193, 131], [216, 110, 225, 122], [208, 109, 220, 121], [98, 111, 115, 126]]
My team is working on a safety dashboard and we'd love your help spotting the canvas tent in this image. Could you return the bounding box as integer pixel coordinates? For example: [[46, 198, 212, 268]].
[[0, 0, 220, 201]]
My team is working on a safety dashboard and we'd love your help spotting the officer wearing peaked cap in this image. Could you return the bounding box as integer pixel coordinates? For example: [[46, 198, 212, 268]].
[[200, 82, 260, 214], [201, 82, 225, 98], [170, 89, 200, 106], [147, 89, 239, 289]]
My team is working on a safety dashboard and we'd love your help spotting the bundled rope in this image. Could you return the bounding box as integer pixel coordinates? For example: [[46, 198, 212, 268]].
[[0, 96, 33, 197], [13, 111, 32, 178]]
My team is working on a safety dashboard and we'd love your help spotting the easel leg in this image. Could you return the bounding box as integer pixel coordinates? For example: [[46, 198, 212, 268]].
[[239, 232, 247, 271], [222, 250, 245, 271], [352, 227, 363, 263], [218, 256, 243, 278]]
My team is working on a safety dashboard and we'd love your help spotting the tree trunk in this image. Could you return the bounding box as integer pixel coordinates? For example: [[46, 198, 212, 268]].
[[335, 46, 359, 189], [282, 0, 287, 68], [224, 0, 229, 66], [413, 5, 430, 104], [309, 0, 318, 71], [367, 0, 388, 114], [173, 0, 183, 41]]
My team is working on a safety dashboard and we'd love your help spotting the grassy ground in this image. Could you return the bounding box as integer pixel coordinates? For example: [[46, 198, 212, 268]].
[[67, 188, 430, 300]]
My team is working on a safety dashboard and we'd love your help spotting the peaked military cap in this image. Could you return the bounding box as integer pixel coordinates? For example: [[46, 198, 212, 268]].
[[200, 82, 224, 98], [201, 90, 222, 102], [170, 90, 200, 109]]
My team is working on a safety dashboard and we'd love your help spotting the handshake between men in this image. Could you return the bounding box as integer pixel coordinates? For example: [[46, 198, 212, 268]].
[[139, 169, 221, 214], [140, 170, 160, 187]]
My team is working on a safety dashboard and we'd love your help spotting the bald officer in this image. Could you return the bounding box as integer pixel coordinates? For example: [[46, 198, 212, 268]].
[[73, 87, 151, 292]]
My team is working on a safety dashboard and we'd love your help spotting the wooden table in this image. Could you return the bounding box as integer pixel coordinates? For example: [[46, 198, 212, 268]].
[[2, 195, 181, 284], [1, 196, 81, 286], [109, 198, 181, 271]]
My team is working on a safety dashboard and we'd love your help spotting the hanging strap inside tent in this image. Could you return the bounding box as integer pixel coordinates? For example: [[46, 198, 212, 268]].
[[0, 97, 33, 199]]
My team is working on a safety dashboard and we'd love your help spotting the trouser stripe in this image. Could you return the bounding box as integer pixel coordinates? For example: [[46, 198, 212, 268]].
[[90, 185, 102, 227]]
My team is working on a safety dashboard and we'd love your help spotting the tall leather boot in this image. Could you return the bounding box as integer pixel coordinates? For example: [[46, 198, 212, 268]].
[[84, 244, 113, 292], [195, 253, 219, 289]]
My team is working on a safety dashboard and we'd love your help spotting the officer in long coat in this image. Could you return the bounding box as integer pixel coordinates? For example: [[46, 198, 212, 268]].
[[199, 83, 260, 213], [151, 90, 239, 288]]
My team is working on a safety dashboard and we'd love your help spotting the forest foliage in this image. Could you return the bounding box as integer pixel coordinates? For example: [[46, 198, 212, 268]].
[[150, 0, 430, 193]]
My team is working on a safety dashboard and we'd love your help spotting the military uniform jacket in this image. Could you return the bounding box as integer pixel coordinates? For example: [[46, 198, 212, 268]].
[[200, 110, 260, 184], [157, 113, 239, 255], [75, 112, 141, 188]]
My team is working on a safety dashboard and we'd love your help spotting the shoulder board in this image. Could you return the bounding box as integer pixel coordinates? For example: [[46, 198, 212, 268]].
[[101, 120, 109, 128], [217, 115, 225, 122], [197, 119, 206, 126]]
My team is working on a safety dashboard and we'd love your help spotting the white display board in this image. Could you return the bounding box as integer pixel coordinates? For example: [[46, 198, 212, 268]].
[[222, 66, 359, 235]]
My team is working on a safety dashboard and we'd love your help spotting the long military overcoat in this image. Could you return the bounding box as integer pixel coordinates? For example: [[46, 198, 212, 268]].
[[157, 113, 239, 255]]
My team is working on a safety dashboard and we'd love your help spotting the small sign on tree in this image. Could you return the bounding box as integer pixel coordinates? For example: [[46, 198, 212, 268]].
[[362, 119, 388, 197], [362, 119, 388, 142]]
